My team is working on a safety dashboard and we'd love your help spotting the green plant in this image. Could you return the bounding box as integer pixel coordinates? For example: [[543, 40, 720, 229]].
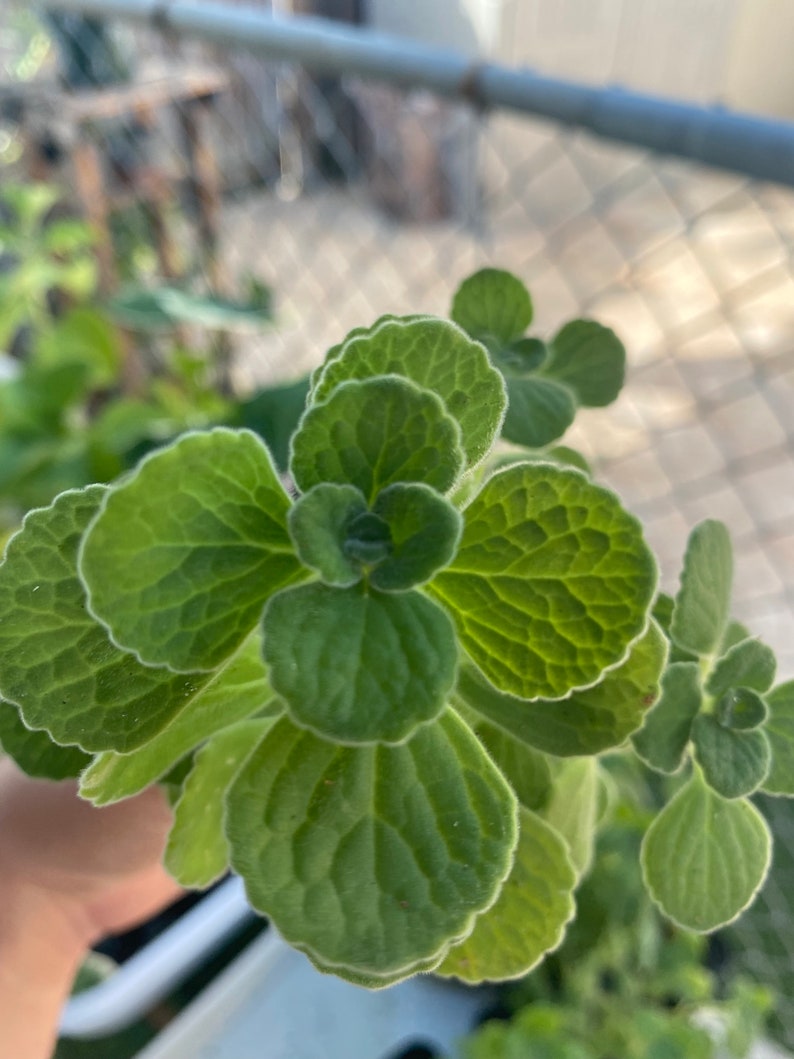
[[0, 268, 790, 990], [461, 770, 775, 1059]]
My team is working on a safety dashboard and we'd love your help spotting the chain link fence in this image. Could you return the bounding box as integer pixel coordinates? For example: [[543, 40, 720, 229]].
[[2, 0, 794, 1047]]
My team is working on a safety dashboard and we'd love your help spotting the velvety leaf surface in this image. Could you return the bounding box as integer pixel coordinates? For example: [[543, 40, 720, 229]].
[[714, 687, 769, 731], [370, 483, 462, 591], [0, 487, 220, 752], [0, 700, 90, 780], [291, 376, 464, 502], [437, 808, 575, 982], [226, 711, 517, 977], [670, 520, 733, 657], [631, 661, 702, 774], [501, 376, 577, 449], [165, 718, 271, 888], [431, 464, 657, 701], [455, 622, 666, 757], [762, 681, 794, 796], [287, 483, 367, 586], [541, 758, 598, 878], [706, 638, 776, 698], [641, 771, 771, 932], [311, 316, 507, 468], [80, 632, 278, 805], [262, 582, 457, 745], [450, 267, 533, 345], [474, 721, 553, 811], [692, 714, 770, 799], [80, 429, 302, 672], [541, 320, 625, 407]]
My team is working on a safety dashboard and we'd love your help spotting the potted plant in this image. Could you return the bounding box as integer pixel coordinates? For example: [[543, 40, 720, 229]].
[[0, 266, 790, 1003]]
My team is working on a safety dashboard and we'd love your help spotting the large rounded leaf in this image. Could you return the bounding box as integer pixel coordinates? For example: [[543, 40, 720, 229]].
[[311, 316, 506, 469], [291, 375, 465, 502], [431, 463, 657, 701], [79, 428, 303, 673], [262, 582, 458, 745], [226, 711, 517, 978]]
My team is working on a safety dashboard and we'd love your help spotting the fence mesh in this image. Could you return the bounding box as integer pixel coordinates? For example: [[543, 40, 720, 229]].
[[2, 1, 794, 1047]]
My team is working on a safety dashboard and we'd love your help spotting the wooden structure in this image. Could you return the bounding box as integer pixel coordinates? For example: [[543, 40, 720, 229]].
[[20, 64, 230, 297]]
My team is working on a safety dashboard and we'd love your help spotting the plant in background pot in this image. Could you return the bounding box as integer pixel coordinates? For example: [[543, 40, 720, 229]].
[[0, 267, 790, 994]]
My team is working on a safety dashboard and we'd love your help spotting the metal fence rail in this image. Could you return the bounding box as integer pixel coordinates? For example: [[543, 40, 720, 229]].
[[2, 0, 794, 1049]]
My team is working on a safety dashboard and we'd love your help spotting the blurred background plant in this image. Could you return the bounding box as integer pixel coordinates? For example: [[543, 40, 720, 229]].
[[462, 754, 776, 1059]]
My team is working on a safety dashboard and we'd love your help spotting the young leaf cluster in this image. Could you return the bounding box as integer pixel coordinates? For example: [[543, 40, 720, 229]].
[[0, 267, 781, 987], [634, 520, 788, 933]]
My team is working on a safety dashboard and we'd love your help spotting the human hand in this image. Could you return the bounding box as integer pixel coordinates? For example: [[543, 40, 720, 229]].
[[0, 757, 183, 1057]]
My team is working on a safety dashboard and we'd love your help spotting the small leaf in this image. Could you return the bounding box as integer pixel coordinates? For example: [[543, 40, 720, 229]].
[[0, 701, 90, 781], [501, 376, 577, 449], [641, 770, 771, 932], [762, 681, 794, 797], [455, 621, 666, 757], [437, 808, 575, 982], [541, 758, 599, 878], [0, 487, 222, 752], [226, 710, 517, 977], [670, 520, 733, 657], [165, 718, 272, 888], [541, 320, 626, 407], [262, 582, 457, 745], [291, 376, 465, 503], [715, 687, 769, 731], [79, 428, 303, 673], [370, 483, 462, 591], [692, 714, 770, 799], [474, 722, 554, 810], [312, 316, 506, 469], [450, 268, 533, 346], [706, 638, 776, 698], [431, 463, 657, 701], [631, 661, 702, 774], [288, 483, 368, 587], [80, 632, 278, 805]]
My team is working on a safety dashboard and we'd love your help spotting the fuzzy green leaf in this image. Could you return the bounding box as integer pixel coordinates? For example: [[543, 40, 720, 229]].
[[262, 582, 457, 745], [291, 376, 465, 503], [631, 661, 702, 774], [226, 710, 517, 978], [455, 621, 666, 757], [79, 428, 302, 673], [541, 320, 626, 407], [692, 714, 771, 799], [431, 463, 657, 701], [80, 632, 279, 805], [501, 376, 577, 449], [0, 487, 223, 752], [762, 681, 794, 797], [641, 771, 771, 932], [706, 638, 776, 699], [288, 483, 368, 587], [370, 483, 462, 591], [437, 808, 575, 982], [311, 316, 507, 469], [450, 268, 533, 346], [714, 687, 769, 731], [474, 722, 554, 811], [670, 520, 733, 657], [165, 718, 272, 888], [0, 701, 91, 780], [541, 758, 599, 878]]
